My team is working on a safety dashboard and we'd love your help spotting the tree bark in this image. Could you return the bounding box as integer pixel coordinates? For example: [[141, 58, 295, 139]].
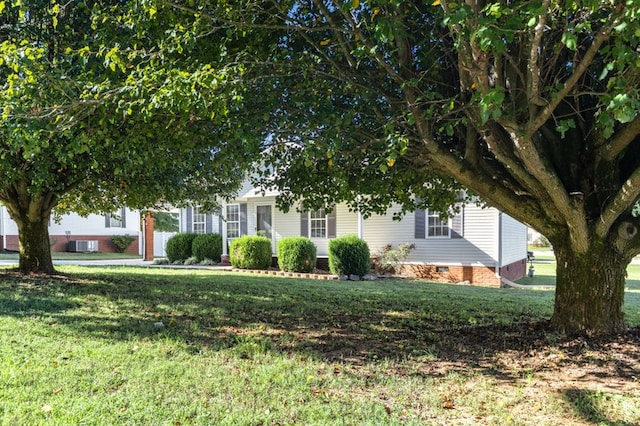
[[16, 215, 55, 274], [551, 244, 627, 335]]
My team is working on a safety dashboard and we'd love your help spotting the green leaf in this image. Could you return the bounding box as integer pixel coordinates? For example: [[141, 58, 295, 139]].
[[562, 32, 577, 51]]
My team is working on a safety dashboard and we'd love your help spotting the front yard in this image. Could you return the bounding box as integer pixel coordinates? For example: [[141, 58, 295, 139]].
[[0, 266, 638, 425]]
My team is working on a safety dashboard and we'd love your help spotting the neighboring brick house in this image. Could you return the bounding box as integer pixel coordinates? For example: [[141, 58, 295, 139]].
[[0, 207, 142, 255], [180, 181, 528, 287]]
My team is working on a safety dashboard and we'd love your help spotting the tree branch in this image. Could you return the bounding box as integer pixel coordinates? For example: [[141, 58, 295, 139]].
[[526, 0, 551, 109], [600, 116, 640, 162], [596, 165, 640, 239], [525, 14, 621, 137]]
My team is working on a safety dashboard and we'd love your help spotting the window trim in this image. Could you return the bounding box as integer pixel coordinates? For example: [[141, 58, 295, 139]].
[[226, 203, 241, 239], [426, 210, 451, 239], [192, 206, 206, 234], [105, 208, 126, 228], [309, 209, 328, 239]]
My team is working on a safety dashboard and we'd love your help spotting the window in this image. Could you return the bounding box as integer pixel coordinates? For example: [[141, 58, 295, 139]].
[[427, 210, 450, 238], [106, 208, 126, 228], [193, 207, 206, 234], [226, 204, 240, 239], [310, 209, 327, 238]]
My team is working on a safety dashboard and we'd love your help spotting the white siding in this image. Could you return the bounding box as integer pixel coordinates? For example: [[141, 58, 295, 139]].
[[362, 204, 498, 266], [218, 190, 523, 268], [272, 201, 300, 252], [500, 213, 528, 266], [2, 209, 139, 236]]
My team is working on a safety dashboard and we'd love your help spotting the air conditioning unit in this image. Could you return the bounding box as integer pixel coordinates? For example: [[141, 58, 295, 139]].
[[68, 240, 99, 252]]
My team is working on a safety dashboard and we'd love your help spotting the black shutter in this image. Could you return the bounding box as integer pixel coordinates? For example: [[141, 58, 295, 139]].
[[186, 207, 193, 232], [300, 211, 308, 237], [205, 214, 213, 233], [105, 214, 111, 228], [120, 207, 126, 228], [240, 203, 248, 235], [451, 207, 464, 239], [415, 209, 426, 239], [327, 209, 336, 238]]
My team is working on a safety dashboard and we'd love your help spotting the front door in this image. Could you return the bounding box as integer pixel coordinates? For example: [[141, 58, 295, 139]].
[[256, 205, 272, 240]]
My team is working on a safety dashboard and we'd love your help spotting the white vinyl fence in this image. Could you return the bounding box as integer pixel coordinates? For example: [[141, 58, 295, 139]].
[[153, 231, 177, 257]]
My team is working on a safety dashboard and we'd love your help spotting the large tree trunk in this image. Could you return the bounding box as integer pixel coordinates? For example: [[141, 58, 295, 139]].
[[16, 216, 55, 274], [3, 189, 57, 274], [551, 244, 628, 335]]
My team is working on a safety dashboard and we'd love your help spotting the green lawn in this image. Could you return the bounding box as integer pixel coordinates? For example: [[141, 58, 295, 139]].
[[518, 255, 640, 292], [0, 267, 638, 425], [0, 252, 141, 261]]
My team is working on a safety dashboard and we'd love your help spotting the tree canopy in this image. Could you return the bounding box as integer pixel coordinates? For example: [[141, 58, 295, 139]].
[[193, 0, 639, 335], [2, 0, 639, 335], [0, 0, 260, 272]]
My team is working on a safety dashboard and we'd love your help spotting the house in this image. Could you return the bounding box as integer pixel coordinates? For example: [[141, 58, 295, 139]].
[[0, 206, 142, 255], [180, 181, 528, 286]]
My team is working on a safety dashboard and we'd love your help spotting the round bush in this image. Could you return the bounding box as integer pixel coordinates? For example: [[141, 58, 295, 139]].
[[192, 233, 223, 262], [229, 235, 272, 269], [277, 237, 317, 273], [328, 234, 371, 277], [165, 233, 198, 263]]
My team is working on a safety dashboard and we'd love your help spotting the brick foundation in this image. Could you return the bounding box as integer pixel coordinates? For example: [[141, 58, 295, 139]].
[[499, 259, 527, 282], [3, 234, 139, 254], [401, 264, 502, 287], [264, 255, 526, 288]]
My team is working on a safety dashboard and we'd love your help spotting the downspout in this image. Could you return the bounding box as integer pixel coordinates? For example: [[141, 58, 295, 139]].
[[1, 206, 5, 250], [357, 195, 363, 239]]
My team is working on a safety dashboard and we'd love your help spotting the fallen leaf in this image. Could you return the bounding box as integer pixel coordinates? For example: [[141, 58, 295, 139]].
[[442, 398, 455, 409]]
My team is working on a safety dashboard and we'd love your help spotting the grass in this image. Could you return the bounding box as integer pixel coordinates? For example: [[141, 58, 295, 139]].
[[0, 267, 638, 425], [518, 254, 640, 294], [0, 252, 141, 261]]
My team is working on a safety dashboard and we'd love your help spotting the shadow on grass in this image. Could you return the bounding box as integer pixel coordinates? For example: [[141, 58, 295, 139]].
[[564, 388, 638, 426], [1, 267, 639, 386]]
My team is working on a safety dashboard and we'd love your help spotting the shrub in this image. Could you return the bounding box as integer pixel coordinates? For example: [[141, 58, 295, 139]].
[[165, 233, 198, 263], [192, 233, 223, 262], [184, 256, 199, 265], [372, 243, 416, 275], [328, 235, 371, 277], [229, 235, 272, 269], [277, 237, 317, 273], [111, 234, 136, 253]]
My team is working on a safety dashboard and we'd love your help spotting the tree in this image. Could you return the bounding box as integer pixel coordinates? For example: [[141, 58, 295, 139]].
[[153, 212, 179, 233], [195, 0, 639, 335], [0, 1, 258, 273]]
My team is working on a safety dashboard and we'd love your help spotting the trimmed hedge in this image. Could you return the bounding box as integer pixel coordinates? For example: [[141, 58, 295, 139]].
[[277, 237, 317, 273], [328, 234, 371, 277], [111, 234, 136, 253], [165, 233, 198, 263], [229, 235, 272, 269], [192, 233, 223, 262]]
